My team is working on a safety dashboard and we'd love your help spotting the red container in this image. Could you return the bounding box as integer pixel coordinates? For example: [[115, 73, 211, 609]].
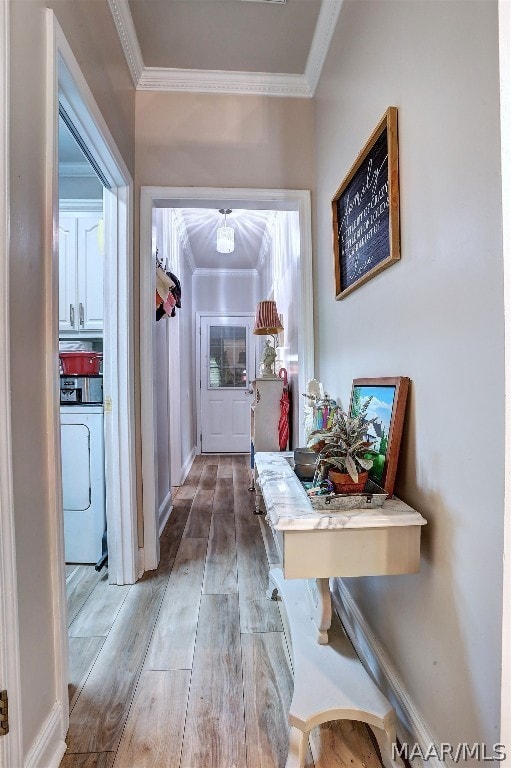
[[59, 351, 103, 375]]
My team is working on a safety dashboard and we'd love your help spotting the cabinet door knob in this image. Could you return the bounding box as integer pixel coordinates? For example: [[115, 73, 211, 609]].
[[79, 303, 85, 327], [245, 388, 254, 395], [70, 304, 75, 327]]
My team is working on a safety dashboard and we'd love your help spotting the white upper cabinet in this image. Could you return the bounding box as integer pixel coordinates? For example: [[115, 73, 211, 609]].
[[59, 208, 103, 334]]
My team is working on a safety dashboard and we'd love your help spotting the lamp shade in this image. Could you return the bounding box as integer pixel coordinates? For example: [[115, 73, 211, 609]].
[[216, 226, 234, 254], [253, 300, 284, 335]]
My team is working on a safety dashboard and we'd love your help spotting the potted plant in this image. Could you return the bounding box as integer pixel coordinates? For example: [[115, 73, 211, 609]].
[[308, 398, 376, 494]]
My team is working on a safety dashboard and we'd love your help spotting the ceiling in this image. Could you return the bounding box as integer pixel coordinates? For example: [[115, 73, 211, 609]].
[[174, 207, 275, 271], [128, 0, 321, 74], [108, 0, 343, 96], [63, 1, 343, 270]]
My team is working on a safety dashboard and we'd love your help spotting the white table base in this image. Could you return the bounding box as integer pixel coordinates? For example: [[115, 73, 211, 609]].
[[268, 568, 404, 768]]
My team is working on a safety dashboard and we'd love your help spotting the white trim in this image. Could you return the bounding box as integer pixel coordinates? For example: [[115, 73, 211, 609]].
[[138, 67, 312, 97], [0, 1, 23, 765], [102, 185, 137, 586], [139, 188, 159, 571], [45, 11, 71, 745], [140, 186, 314, 568], [106, 0, 143, 87], [332, 580, 448, 768], [58, 161, 97, 178], [158, 491, 173, 537], [59, 198, 103, 212], [23, 703, 67, 768], [499, 0, 511, 751], [181, 446, 196, 484], [48, 11, 137, 587], [172, 209, 196, 273], [304, 0, 344, 95], [193, 268, 259, 278], [107, 0, 341, 97], [296, 192, 314, 447], [256, 211, 277, 274]]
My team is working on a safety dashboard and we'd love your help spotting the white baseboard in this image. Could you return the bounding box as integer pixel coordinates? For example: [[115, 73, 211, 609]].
[[24, 702, 67, 768], [331, 579, 448, 768], [158, 491, 173, 537], [181, 446, 196, 484]]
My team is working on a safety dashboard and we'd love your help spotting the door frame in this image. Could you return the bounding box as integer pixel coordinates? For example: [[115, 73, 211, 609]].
[[140, 186, 314, 571], [45, 8, 137, 742], [0, 1, 23, 765], [499, 0, 511, 748], [196, 311, 256, 453]]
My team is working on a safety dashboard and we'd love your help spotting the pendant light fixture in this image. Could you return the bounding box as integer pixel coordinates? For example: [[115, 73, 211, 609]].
[[217, 208, 235, 254]]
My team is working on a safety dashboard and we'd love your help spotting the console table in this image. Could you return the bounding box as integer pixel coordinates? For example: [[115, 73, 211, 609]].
[[254, 451, 427, 768]]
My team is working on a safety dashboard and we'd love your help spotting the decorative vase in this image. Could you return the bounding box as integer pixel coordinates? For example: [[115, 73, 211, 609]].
[[328, 469, 369, 494]]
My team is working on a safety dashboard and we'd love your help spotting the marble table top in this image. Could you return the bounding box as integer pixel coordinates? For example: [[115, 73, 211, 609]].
[[254, 451, 427, 532]]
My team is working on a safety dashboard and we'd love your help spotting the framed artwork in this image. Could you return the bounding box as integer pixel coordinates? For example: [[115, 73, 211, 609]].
[[332, 107, 400, 300], [349, 376, 410, 496]]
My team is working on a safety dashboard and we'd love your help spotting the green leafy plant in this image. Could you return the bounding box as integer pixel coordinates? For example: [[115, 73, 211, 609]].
[[308, 397, 376, 484]]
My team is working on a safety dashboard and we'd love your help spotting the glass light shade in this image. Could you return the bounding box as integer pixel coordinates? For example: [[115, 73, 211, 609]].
[[253, 300, 284, 335], [217, 225, 235, 254]]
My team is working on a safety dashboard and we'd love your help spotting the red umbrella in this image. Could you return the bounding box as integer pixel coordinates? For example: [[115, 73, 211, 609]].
[[278, 367, 290, 451]]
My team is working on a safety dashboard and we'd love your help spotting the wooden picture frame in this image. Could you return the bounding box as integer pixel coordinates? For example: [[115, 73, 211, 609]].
[[349, 376, 409, 496], [332, 107, 400, 300]]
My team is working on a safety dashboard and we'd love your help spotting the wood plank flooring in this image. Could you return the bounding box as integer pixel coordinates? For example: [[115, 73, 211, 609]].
[[61, 454, 382, 768]]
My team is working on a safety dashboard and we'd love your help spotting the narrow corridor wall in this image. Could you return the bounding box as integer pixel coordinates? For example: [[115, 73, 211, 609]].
[[313, 0, 503, 749]]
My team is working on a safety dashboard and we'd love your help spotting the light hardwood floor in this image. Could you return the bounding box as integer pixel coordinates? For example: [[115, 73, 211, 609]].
[[61, 454, 383, 768]]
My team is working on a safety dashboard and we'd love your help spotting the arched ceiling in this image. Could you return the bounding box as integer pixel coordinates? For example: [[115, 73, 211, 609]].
[[176, 208, 275, 270]]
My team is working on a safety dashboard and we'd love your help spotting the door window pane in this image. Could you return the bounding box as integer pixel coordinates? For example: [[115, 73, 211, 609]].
[[209, 325, 247, 388]]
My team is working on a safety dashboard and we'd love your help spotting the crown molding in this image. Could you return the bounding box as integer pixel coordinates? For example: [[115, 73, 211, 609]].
[[107, 0, 143, 87], [193, 268, 259, 278], [304, 0, 344, 94], [58, 161, 98, 178], [109, 0, 341, 97], [138, 68, 312, 97]]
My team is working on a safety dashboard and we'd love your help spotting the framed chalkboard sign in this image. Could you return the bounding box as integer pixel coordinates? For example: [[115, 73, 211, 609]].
[[332, 107, 400, 300]]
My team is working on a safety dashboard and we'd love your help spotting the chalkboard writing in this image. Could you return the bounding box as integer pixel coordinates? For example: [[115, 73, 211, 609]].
[[332, 108, 400, 300]]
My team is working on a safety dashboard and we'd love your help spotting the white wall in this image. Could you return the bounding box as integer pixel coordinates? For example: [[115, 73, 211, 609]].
[[9, 0, 134, 759], [314, 0, 503, 751], [192, 271, 259, 314], [179, 261, 195, 469], [258, 211, 302, 447]]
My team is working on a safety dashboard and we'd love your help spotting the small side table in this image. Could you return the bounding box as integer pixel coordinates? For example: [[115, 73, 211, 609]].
[[255, 452, 427, 768]]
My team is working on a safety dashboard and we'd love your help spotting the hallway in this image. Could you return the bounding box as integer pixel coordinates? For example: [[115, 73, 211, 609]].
[[61, 455, 382, 768]]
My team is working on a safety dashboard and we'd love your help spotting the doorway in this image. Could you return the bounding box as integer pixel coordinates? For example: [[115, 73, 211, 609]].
[[140, 186, 314, 571], [46, 10, 137, 745], [198, 313, 255, 453]]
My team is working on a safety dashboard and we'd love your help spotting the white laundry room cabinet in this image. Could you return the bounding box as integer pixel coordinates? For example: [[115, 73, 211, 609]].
[[59, 208, 104, 334]]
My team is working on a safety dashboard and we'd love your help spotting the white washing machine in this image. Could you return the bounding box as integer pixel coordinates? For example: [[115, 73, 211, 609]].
[[60, 405, 105, 563]]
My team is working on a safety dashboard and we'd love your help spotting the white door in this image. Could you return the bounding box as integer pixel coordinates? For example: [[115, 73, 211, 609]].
[[199, 315, 254, 453]]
